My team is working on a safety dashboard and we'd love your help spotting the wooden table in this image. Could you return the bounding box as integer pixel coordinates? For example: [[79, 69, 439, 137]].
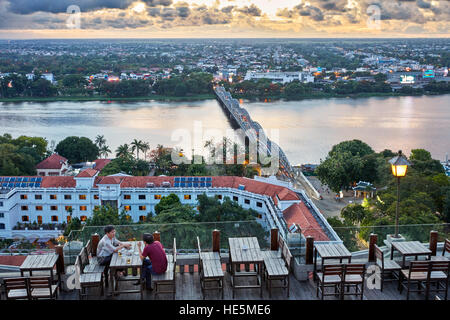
[[228, 237, 263, 298], [390, 241, 432, 268], [109, 241, 144, 298], [20, 254, 60, 287], [313, 243, 352, 279]]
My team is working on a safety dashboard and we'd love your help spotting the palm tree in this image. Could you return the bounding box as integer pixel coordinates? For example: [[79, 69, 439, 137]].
[[115, 144, 131, 158], [130, 139, 144, 159], [95, 135, 106, 148], [99, 145, 111, 159], [142, 141, 150, 160]]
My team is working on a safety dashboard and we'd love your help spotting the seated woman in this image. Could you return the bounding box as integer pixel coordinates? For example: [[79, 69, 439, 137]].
[[135, 233, 168, 290], [97, 225, 131, 278]]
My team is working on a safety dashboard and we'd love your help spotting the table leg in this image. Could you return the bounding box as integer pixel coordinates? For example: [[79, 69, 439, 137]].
[[110, 268, 115, 296], [313, 249, 317, 280], [390, 245, 394, 260], [402, 256, 406, 268], [259, 262, 262, 298]]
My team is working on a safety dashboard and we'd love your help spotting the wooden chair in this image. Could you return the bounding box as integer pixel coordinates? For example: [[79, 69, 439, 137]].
[[3, 277, 30, 300], [262, 236, 291, 298], [29, 276, 58, 300], [399, 260, 430, 300], [425, 260, 449, 300], [315, 264, 343, 300], [431, 239, 450, 262], [342, 264, 366, 300], [75, 255, 104, 300], [153, 238, 177, 299], [197, 236, 224, 299], [374, 244, 401, 291], [80, 246, 107, 286]]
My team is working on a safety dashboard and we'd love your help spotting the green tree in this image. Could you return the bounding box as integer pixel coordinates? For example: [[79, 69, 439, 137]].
[[155, 194, 182, 215], [55, 136, 99, 164]]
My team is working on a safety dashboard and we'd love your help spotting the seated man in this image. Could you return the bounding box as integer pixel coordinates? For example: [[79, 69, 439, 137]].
[[136, 233, 168, 290], [97, 225, 131, 278]]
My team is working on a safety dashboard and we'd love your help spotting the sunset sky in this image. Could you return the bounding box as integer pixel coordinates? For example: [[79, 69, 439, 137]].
[[0, 0, 448, 39]]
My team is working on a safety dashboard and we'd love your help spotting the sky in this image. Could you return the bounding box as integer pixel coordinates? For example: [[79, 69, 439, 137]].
[[0, 0, 448, 39]]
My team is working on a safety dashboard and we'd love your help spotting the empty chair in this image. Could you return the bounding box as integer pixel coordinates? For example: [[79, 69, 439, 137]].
[[426, 260, 449, 300], [399, 260, 430, 300], [374, 244, 401, 291], [75, 255, 104, 300], [3, 277, 30, 300], [29, 276, 58, 300], [431, 239, 450, 262], [315, 264, 343, 300], [197, 236, 224, 299], [342, 264, 366, 300]]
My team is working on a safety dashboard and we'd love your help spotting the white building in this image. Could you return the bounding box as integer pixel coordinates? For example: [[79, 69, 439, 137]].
[[41, 73, 55, 84], [0, 174, 337, 241], [35, 154, 70, 177], [244, 71, 314, 84]]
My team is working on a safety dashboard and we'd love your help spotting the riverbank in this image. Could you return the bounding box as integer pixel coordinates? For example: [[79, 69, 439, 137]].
[[0, 94, 216, 103]]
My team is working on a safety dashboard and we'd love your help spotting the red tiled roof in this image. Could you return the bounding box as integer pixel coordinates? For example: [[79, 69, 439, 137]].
[[0, 255, 26, 266], [41, 176, 76, 188], [283, 203, 329, 241], [76, 168, 98, 178], [94, 159, 112, 171], [94, 176, 126, 186], [35, 154, 68, 170]]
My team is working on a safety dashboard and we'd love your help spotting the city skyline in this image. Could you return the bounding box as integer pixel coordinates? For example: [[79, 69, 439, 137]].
[[0, 0, 449, 39]]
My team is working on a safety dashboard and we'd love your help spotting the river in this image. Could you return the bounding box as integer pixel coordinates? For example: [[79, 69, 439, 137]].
[[1, 94, 449, 165]]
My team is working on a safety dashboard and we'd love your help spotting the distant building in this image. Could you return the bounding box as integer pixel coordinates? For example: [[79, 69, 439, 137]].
[[35, 154, 70, 177], [352, 181, 376, 198], [244, 71, 314, 84], [41, 73, 55, 84]]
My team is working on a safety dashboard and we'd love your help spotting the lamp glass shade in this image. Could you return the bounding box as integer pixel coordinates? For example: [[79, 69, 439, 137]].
[[391, 164, 408, 177]]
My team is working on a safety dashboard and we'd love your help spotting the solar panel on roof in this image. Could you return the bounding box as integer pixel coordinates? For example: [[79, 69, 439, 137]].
[[174, 183, 179, 187], [23, 178, 29, 182], [187, 177, 193, 182], [2, 183, 7, 187], [199, 177, 205, 182], [36, 177, 42, 182], [10, 177, 16, 182], [35, 183, 41, 188], [206, 177, 212, 182], [193, 183, 199, 188], [14, 182, 20, 187], [206, 183, 212, 187], [0, 177, 3, 182], [175, 177, 181, 182], [16, 177, 23, 182], [20, 183, 27, 188], [180, 177, 186, 182], [193, 177, 199, 182], [180, 183, 185, 187], [187, 183, 192, 187], [8, 183, 13, 188]]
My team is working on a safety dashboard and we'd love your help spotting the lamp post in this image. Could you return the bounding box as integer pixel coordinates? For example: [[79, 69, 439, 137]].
[[389, 150, 411, 238]]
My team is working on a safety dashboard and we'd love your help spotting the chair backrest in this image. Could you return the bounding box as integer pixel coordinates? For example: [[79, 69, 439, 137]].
[[280, 240, 293, 270], [431, 260, 449, 275], [173, 238, 177, 265], [29, 276, 52, 296], [79, 247, 89, 267], [85, 240, 92, 256], [344, 263, 366, 276], [443, 239, 450, 256], [3, 277, 30, 299], [374, 244, 384, 268], [323, 264, 344, 276], [75, 254, 83, 275], [409, 261, 431, 277]]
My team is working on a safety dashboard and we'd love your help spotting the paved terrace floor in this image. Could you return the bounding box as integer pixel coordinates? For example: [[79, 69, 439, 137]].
[[52, 272, 447, 301]]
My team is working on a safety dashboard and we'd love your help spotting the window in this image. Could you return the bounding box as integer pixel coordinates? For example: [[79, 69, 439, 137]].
[[139, 216, 146, 222], [124, 205, 131, 211], [0, 213, 4, 218], [67, 216, 71, 223], [184, 195, 191, 200], [244, 199, 250, 205], [21, 205, 28, 211], [64, 195, 71, 200], [80, 216, 87, 222], [50, 194, 57, 200], [94, 206, 100, 211], [50, 206, 58, 211], [0, 201, 3, 207], [233, 196, 238, 202], [65, 206, 72, 211], [124, 194, 131, 200], [22, 215, 29, 222], [0, 223, 5, 230], [139, 205, 146, 211], [35, 206, 43, 211], [20, 194, 28, 200], [35, 195, 42, 200], [154, 195, 161, 200], [216, 195, 222, 200], [138, 195, 146, 200], [256, 202, 263, 208], [37, 216, 42, 224], [51, 216, 58, 222], [257, 214, 262, 219], [94, 194, 99, 200], [80, 206, 87, 211], [79, 195, 87, 200]]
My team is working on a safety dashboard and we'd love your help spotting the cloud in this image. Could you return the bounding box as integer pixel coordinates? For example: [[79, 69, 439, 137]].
[[236, 4, 262, 17], [5, 0, 134, 14]]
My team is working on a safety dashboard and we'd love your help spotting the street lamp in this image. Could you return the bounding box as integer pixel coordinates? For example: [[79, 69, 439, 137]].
[[389, 150, 411, 238]]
